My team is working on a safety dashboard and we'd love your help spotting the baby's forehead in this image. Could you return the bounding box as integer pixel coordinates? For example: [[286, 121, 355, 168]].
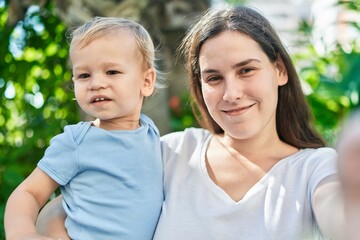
[[71, 28, 134, 49]]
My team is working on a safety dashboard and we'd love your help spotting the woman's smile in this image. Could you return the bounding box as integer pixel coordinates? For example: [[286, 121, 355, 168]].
[[221, 103, 256, 116]]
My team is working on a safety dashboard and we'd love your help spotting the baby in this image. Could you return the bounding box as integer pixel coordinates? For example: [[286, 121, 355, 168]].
[[4, 17, 163, 240]]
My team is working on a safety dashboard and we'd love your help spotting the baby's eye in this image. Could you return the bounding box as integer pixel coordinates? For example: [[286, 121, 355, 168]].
[[106, 70, 120, 75], [77, 73, 90, 79]]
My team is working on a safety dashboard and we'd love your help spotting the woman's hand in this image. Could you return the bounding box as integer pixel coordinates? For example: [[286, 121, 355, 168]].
[[8, 233, 60, 240], [337, 123, 360, 240], [36, 195, 70, 240]]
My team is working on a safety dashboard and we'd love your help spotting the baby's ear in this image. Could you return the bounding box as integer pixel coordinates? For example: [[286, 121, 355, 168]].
[[141, 68, 156, 97]]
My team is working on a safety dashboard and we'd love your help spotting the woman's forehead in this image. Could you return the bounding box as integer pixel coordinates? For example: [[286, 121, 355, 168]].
[[198, 31, 265, 66]]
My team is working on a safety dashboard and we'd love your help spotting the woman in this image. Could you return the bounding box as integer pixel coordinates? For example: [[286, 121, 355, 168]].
[[37, 6, 350, 240], [153, 6, 340, 240]]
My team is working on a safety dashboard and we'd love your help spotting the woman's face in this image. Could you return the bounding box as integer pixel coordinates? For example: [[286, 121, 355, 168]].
[[198, 31, 288, 141]]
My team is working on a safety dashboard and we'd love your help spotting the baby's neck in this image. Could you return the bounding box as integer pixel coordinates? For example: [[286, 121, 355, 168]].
[[92, 118, 140, 131]]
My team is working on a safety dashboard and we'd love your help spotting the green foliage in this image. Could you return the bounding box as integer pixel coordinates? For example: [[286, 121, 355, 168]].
[[293, 3, 360, 144], [168, 93, 198, 131], [0, 1, 79, 237]]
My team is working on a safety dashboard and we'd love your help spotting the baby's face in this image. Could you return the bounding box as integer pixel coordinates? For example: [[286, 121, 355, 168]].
[[70, 31, 155, 130]]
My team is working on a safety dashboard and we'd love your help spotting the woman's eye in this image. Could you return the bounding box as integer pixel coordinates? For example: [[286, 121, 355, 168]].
[[240, 68, 254, 75], [206, 76, 222, 83], [107, 70, 120, 75]]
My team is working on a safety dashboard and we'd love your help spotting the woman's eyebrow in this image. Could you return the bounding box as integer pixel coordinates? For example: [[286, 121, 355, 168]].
[[201, 58, 261, 74], [231, 58, 261, 69]]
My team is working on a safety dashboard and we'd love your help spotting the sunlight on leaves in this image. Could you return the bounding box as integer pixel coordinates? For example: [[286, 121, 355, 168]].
[[4, 81, 15, 99], [54, 64, 63, 76], [41, 69, 50, 79], [0, 115, 4, 126], [45, 43, 58, 56], [339, 96, 350, 107], [4, 53, 12, 63], [25, 129, 34, 138], [350, 90, 359, 105], [55, 87, 66, 101], [9, 23, 26, 58], [0, 132, 4, 143], [23, 47, 44, 62], [24, 92, 44, 109]]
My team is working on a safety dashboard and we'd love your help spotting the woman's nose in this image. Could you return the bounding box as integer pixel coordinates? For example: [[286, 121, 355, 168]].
[[222, 78, 244, 102]]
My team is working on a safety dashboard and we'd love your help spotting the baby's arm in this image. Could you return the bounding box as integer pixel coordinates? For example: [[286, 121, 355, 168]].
[[4, 167, 59, 240]]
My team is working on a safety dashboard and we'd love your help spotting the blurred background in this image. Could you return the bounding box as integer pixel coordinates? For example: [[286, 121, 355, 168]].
[[0, 0, 359, 237]]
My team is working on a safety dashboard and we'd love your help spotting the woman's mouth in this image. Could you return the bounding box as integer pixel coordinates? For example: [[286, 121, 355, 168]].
[[223, 103, 256, 115]]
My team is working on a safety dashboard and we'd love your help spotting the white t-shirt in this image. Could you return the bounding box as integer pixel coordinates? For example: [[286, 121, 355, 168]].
[[154, 128, 337, 240]]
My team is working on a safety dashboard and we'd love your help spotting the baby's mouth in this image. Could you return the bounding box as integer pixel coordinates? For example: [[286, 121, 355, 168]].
[[91, 96, 111, 103]]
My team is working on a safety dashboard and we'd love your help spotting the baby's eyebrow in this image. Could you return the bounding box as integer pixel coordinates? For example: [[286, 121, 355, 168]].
[[102, 62, 122, 68], [72, 61, 123, 71], [72, 65, 87, 72]]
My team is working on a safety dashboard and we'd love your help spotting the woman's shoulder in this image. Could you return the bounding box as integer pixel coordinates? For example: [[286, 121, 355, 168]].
[[161, 127, 210, 141], [284, 147, 337, 172], [299, 147, 337, 161], [160, 128, 211, 167], [160, 128, 211, 149]]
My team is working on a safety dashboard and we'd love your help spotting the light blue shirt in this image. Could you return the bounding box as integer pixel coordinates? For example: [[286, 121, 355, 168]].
[[38, 114, 163, 240]]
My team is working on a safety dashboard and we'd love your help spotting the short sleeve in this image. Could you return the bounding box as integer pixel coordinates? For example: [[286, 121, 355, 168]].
[[37, 125, 81, 185], [140, 113, 160, 137]]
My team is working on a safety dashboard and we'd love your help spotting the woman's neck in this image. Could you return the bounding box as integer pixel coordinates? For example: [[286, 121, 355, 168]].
[[218, 132, 298, 164]]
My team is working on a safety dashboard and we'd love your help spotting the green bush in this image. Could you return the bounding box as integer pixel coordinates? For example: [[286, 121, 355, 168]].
[[0, 2, 79, 238]]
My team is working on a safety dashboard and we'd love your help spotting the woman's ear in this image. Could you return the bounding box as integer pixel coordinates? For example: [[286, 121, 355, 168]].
[[275, 54, 288, 86], [141, 68, 156, 97]]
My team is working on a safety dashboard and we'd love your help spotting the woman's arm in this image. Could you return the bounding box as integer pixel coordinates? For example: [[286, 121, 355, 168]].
[[314, 175, 360, 240], [36, 195, 70, 240], [4, 167, 59, 240], [313, 177, 345, 239]]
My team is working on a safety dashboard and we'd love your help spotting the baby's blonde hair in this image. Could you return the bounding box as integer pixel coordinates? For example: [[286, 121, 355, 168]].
[[69, 16, 163, 90]]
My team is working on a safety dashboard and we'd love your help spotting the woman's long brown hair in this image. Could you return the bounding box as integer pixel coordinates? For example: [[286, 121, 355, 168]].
[[179, 6, 325, 149]]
